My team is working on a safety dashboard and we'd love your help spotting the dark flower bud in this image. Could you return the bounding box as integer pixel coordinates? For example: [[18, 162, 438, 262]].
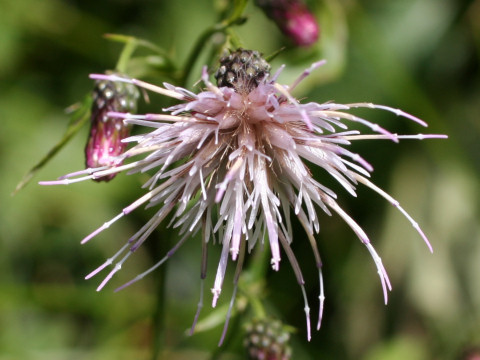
[[85, 72, 139, 181], [459, 346, 480, 360], [255, 0, 319, 47], [215, 48, 271, 93], [244, 318, 292, 360]]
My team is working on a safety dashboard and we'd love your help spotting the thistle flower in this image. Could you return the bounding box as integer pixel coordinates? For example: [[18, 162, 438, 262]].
[[85, 71, 140, 181], [255, 0, 319, 46], [40, 49, 446, 342]]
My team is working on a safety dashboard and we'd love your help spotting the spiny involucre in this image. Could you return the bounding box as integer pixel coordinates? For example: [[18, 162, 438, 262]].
[[85, 71, 140, 181]]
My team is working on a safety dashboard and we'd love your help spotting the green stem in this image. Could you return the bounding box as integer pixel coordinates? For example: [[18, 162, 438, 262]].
[[150, 234, 169, 360], [152, 268, 166, 359], [180, 0, 248, 87], [107, 34, 177, 76], [248, 244, 270, 287], [208, 314, 241, 360], [115, 39, 138, 73], [13, 96, 92, 194], [244, 246, 270, 319], [249, 292, 267, 319]]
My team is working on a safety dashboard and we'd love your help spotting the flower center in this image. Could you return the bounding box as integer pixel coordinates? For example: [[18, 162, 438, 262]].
[[214, 49, 271, 94]]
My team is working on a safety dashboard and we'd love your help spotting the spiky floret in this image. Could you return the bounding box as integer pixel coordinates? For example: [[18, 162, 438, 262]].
[[40, 54, 446, 341]]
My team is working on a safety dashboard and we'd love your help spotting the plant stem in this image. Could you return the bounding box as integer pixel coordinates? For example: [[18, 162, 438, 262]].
[[150, 234, 169, 360], [180, 0, 248, 87], [13, 96, 92, 194], [243, 246, 270, 319], [115, 39, 138, 73]]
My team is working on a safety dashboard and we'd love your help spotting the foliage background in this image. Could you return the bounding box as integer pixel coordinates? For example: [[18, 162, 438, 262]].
[[1, 0, 479, 359]]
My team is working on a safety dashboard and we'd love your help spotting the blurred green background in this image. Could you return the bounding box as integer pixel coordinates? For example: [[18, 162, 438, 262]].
[[1, 0, 479, 359]]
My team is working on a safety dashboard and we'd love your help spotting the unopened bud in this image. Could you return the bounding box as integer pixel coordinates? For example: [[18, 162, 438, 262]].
[[255, 0, 319, 47], [459, 346, 480, 360], [215, 48, 271, 93], [85, 72, 139, 181], [244, 318, 292, 360]]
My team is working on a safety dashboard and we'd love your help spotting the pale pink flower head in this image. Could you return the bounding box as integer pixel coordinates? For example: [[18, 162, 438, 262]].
[[41, 49, 446, 342]]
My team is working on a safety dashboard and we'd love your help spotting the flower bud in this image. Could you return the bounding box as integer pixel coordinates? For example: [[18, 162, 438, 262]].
[[85, 72, 139, 181], [255, 0, 319, 47], [215, 48, 271, 93], [244, 318, 292, 360], [459, 346, 480, 360]]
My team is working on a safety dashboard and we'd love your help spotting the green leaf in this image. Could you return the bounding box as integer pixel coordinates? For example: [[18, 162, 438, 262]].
[[187, 302, 232, 335], [13, 95, 92, 195], [104, 33, 175, 74]]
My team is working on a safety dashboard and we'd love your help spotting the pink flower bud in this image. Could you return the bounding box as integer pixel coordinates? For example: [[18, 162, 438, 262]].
[[256, 0, 319, 47], [85, 73, 139, 181], [244, 318, 292, 360]]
